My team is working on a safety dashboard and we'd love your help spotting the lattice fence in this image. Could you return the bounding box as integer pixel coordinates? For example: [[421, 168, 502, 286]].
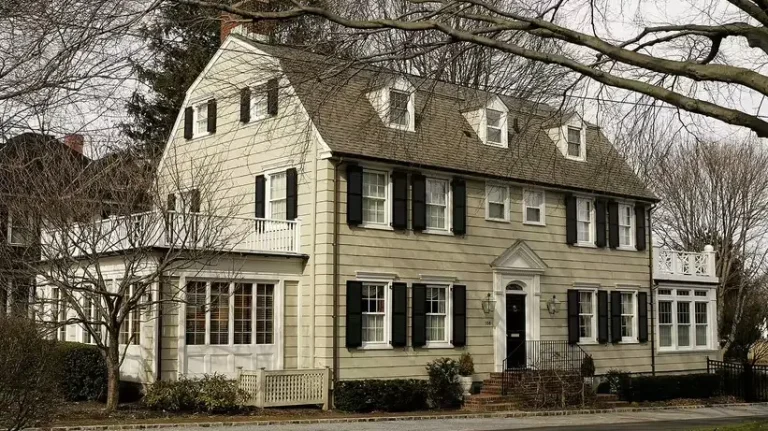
[[239, 368, 330, 409]]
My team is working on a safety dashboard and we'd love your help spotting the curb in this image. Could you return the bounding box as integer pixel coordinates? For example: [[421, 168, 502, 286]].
[[36, 402, 768, 430]]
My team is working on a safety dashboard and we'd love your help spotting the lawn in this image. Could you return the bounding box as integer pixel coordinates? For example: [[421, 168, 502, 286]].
[[695, 422, 768, 431]]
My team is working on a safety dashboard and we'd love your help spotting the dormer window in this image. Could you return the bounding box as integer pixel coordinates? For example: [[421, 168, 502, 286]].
[[567, 127, 582, 158], [486, 109, 504, 145], [389, 89, 410, 128]]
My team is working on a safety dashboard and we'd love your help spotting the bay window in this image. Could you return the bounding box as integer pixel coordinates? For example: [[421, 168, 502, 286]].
[[656, 288, 715, 351]]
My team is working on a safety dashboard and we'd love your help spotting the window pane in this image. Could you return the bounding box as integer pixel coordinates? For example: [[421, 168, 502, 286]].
[[487, 109, 502, 127], [389, 90, 409, 126], [362, 171, 387, 224], [234, 283, 252, 345], [251, 92, 268, 119], [426, 179, 447, 229], [209, 282, 229, 345], [361, 284, 385, 343], [270, 172, 287, 220], [660, 325, 672, 347], [490, 202, 506, 219], [695, 302, 708, 347], [487, 127, 502, 143], [577, 200, 592, 242], [568, 142, 581, 157], [525, 190, 543, 223], [185, 281, 207, 345], [567, 127, 581, 143], [426, 286, 447, 342], [578, 291, 593, 339], [526, 207, 540, 223], [195, 103, 208, 134], [488, 186, 505, 204], [677, 302, 691, 347], [255, 283, 274, 344], [620, 292, 634, 338]]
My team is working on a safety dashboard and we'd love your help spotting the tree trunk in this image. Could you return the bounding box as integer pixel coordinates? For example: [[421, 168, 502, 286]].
[[104, 331, 121, 412]]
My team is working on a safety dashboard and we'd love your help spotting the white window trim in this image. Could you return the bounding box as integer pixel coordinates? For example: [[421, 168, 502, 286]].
[[248, 79, 273, 122], [360, 167, 393, 230], [656, 287, 717, 352], [485, 183, 510, 222], [7, 212, 28, 245], [483, 108, 508, 148], [522, 189, 546, 226], [565, 126, 586, 161], [616, 287, 639, 344], [425, 283, 453, 349], [577, 287, 598, 345], [424, 176, 452, 235], [387, 88, 415, 132], [192, 100, 210, 139], [264, 169, 288, 220], [575, 197, 596, 247], [617, 203, 636, 251], [359, 279, 394, 350]]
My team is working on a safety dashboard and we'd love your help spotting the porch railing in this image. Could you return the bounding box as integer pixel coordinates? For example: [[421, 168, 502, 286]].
[[39, 211, 301, 257], [501, 340, 588, 396], [654, 245, 718, 283], [238, 368, 330, 409]]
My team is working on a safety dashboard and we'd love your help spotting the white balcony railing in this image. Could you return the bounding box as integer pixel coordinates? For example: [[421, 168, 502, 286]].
[[39, 211, 301, 258], [653, 245, 719, 283]]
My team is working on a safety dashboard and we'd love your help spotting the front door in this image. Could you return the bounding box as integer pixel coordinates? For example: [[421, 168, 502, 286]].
[[506, 294, 526, 369]]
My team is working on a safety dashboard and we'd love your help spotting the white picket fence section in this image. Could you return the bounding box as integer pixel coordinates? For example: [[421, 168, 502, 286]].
[[238, 368, 330, 410]]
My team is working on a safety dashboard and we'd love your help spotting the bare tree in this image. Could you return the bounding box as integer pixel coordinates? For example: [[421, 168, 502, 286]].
[[169, 0, 768, 138], [0, 134, 246, 411]]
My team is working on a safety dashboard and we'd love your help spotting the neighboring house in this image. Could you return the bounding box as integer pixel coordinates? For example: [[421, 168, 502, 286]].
[[45, 26, 720, 388]]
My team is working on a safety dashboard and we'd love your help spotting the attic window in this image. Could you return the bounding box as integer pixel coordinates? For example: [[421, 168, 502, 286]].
[[567, 127, 582, 158], [389, 89, 410, 128], [486, 109, 503, 145]]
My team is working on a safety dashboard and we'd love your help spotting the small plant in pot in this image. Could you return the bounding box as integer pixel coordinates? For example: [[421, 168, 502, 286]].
[[458, 352, 475, 397]]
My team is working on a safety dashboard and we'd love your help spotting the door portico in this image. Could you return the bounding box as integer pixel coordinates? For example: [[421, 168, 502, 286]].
[[491, 241, 548, 372]]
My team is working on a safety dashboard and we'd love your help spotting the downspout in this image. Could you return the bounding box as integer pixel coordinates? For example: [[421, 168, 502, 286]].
[[332, 159, 341, 389], [648, 204, 657, 376], [155, 275, 163, 382]]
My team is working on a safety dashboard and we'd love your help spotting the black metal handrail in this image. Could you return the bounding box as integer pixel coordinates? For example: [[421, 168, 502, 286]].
[[501, 340, 588, 396]]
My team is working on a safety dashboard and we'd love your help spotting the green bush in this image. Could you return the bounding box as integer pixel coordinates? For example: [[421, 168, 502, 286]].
[[426, 358, 463, 409], [618, 373, 720, 402], [143, 374, 246, 413], [334, 379, 429, 413], [581, 355, 595, 377], [605, 369, 630, 395], [458, 353, 475, 377], [52, 342, 107, 401]]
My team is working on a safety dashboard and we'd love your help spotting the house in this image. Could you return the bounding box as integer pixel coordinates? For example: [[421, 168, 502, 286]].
[[42, 24, 720, 393]]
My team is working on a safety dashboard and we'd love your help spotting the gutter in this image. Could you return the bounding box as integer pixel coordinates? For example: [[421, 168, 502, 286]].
[[155, 273, 163, 382], [648, 203, 657, 376]]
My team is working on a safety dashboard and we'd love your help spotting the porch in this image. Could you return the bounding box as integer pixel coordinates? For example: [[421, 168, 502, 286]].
[[39, 211, 302, 257]]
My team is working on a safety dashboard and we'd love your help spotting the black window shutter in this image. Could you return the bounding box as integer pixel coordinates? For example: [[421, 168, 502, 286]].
[[610, 291, 622, 343], [635, 204, 647, 251], [254, 175, 266, 218], [638, 292, 649, 343], [190, 189, 201, 213], [0, 207, 8, 244], [166, 193, 176, 211], [286, 168, 298, 220], [608, 201, 619, 249], [346, 164, 363, 226], [346, 281, 363, 348], [207, 99, 217, 133], [567, 289, 579, 345], [240, 87, 251, 123], [598, 290, 609, 344], [412, 283, 427, 347], [565, 195, 577, 245], [452, 178, 466, 236], [267, 78, 279, 116], [412, 173, 426, 231], [391, 171, 408, 230], [595, 200, 607, 248], [452, 285, 467, 347], [391, 282, 407, 347], [183, 107, 193, 140]]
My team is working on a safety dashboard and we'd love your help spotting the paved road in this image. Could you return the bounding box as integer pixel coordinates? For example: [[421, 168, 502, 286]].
[[170, 405, 768, 431]]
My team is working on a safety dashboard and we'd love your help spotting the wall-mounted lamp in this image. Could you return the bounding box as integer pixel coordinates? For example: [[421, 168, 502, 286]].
[[546, 295, 560, 315], [481, 293, 496, 315]]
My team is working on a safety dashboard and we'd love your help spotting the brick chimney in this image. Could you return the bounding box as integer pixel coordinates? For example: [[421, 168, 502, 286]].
[[220, 0, 276, 43], [63, 134, 84, 154]]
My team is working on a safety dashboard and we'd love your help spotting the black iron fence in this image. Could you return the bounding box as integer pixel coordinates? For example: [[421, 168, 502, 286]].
[[708, 358, 768, 402], [501, 340, 588, 396]]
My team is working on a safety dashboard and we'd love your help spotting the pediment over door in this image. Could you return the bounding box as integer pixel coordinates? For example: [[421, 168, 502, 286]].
[[491, 240, 548, 274]]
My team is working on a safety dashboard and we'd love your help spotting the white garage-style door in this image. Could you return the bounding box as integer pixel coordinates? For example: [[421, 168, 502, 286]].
[[181, 279, 283, 377]]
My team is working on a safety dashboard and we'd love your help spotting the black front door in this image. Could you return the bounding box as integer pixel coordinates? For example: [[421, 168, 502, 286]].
[[506, 294, 526, 369]]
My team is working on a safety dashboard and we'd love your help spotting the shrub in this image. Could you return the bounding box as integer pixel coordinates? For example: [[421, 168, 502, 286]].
[[0, 317, 59, 431], [52, 342, 107, 401], [334, 379, 429, 413], [596, 380, 611, 394], [605, 369, 629, 395], [143, 374, 246, 413], [581, 355, 595, 377], [458, 353, 475, 377], [617, 373, 720, 402], [426, 358, 463, 409]]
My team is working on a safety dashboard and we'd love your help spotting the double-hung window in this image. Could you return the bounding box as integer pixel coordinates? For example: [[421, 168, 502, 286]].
[[185, 280, 275, 346], [426, 178, 449, 231], [426, 285, 449, 345], [389, 90, 410, 128], [620, 291, 637, 342], [657, 288, 714, 351], [118, 284, 142, 346], [83, 296, 102, 345], [193, 102, 208, 138], [8, 212, 32, 245], [567, 127, 582, 159], [361, 283, 387, 344], [576, 198, 594, 244], [362, 170, 388, 226], [486, 184, 509, 221], [578, 290, 596, 343], [523, 189, 546, 225], [268, 171, 287, 220], [618, 204, 634, 248], [486, 109, 504, 145]]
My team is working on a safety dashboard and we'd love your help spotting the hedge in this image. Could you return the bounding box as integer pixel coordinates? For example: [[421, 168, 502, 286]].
[[143, 375, 247, 413], [334, 379, 429, 413], [618, 373, 720, 402], [52, 342, 107, 401]]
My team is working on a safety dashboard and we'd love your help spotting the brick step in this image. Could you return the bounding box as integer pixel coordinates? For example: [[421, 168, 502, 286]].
[[464, 394, 507, 405], [464, 401, 520, 412], [596, 393, 619, 402]]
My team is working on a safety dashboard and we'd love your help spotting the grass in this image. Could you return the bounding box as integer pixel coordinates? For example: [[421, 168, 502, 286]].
[[695, 421, 768, 431]]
